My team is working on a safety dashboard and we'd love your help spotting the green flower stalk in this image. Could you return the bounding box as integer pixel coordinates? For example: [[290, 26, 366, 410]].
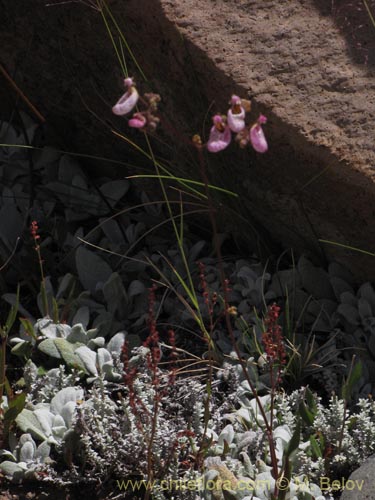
[[30, 221, 49, 318]]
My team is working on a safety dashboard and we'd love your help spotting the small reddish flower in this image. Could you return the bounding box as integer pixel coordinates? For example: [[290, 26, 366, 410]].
[[250, 114, 268, 153], [143, 284, 162, 386], [261, 303, 286, 371], [207, 115, 231, 153], [128, 112, 147, 128], [112, 77, 139, 116], [227, 95, 246, 133], [30, 221, 40, 240]]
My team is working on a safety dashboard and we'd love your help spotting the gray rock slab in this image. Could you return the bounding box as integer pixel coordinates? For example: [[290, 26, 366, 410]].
[[341, 455, 375, 500]]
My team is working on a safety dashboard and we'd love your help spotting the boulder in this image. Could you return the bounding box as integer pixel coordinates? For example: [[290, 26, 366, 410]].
[[1, 0, 375, 279], [340, 455, 375, 500]]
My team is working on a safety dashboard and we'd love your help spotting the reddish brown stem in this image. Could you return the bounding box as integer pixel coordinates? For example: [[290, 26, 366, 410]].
[[0, 63, 46, 124], [195, 144, 280, 486]]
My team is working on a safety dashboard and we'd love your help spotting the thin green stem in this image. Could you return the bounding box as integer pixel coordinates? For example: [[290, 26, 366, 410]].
[[319, 239, 375, 257], [142, 133, 212, 345], [100, 4, 127, 76], [0, 143, 135, 168], [144, 398, 159, 500], [195, 144, 279, 484], [128, 174, 238, 198], [37, 247, 49, 318], [101, 0, 147, 81], [31, 224, 49, 318], [363, 0, 375, 29], [0, 330, 6, 414]]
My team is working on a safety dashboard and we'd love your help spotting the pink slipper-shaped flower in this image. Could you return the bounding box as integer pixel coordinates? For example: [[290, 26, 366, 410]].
[[112, 77, 139, 116], [250, 114, 268, 153], [128, 112, 147, 128], [207, 115, 232, 153], [227, 95, 246, 133]]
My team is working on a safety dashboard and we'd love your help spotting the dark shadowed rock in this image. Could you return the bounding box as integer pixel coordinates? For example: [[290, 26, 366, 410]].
[[1, 0, 375, 278]]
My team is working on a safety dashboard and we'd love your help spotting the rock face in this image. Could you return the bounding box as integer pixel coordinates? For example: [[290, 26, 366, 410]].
[[1, 0, 375, 278], [340, 455, 375, 500]]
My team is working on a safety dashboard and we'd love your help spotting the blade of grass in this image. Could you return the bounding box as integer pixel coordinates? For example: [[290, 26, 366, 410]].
[[76, 235, 212, 345], [142, 131, 202, 321], [112, 129, 211, 199], [122, 207, 208, 260], [128, 174, 238, 198], [319, 239, 375, 257], [363, 0, 375, 29], [100, 0, 147, 81], [298, 165, 331, 192], [0, 63, 45, 124], [0, 144, 136, 168], [143, 255, 213, 347], [100, 5, 127, 76]]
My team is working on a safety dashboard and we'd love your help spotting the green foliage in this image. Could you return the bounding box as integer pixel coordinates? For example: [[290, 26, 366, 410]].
[[3, 392, 26, 440], [6, 335, 374, 497], [0, 286, 25, 448], [11, 318, 125, 383], [341, 359, 362, 403]]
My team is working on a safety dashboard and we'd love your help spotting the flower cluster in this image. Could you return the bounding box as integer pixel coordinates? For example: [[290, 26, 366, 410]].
[[112, 80, 267, 153], [198, 261, 218, 326], [30, 220, 40, 250], [207, 95, 268, 154], [143, 284, 162, 380], [112, 77, 161, 131], [262, 303, 287, 368]]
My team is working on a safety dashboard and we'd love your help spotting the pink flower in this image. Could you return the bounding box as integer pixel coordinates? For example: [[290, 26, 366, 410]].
[[112, 77, 139, 116], [128, 112, 147, 128], [227, 95, 246, 133], [250, 114, 268, 153], [207, 115, 231, 153]]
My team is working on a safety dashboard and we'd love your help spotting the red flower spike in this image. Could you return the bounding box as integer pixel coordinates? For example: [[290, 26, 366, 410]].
[[261, 303, 287, 375]]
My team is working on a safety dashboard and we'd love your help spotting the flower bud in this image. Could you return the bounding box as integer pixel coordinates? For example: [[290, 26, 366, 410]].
[[128, 112, 147, 128]]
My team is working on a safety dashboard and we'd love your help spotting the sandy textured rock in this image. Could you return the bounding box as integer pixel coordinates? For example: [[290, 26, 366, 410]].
[[1, 0, 375, 278], [121, 0, 375, 279]]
